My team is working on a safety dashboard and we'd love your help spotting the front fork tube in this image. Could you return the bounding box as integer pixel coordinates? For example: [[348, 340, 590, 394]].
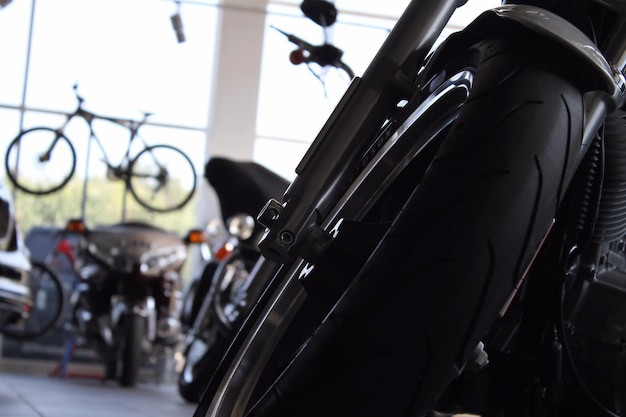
[[110, 296, 156, 343]]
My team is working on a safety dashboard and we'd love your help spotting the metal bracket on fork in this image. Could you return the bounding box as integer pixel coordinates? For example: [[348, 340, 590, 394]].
[[257, 198, 284, 230], [257, 199, 291, 260], [257, 198, 336, 263]]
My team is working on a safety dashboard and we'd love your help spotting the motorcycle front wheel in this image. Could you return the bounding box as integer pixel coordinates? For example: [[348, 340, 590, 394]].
[[178, 326, 232, 403], [198, 35, 586, 417], [119, 312, 145, 387], [179, 250, 257, 402]]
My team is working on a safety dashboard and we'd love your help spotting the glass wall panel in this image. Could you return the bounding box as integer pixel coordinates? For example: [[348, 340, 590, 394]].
[[0, 1, 31, 106], [25, 0, 216, 128], [256, 2, 392, 176]]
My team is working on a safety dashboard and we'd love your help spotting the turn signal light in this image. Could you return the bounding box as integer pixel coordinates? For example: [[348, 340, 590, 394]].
[[185, 229, 207, 244], [65, 218, 87, 234]]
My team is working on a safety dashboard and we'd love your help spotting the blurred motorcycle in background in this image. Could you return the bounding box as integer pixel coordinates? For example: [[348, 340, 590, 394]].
[[177, 157, 288, 402], [60, 219, 204, 387]]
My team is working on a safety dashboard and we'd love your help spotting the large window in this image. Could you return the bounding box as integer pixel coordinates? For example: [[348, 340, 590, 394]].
[[0, 0, 218, 231], [1, 0, 216, 128]]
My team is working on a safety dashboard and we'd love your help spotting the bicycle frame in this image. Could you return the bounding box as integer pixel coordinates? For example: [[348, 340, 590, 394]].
[[54, 95, 153, 174]]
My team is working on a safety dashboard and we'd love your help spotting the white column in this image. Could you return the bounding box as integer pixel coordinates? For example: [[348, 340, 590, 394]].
[[205, 0, 268, 160], [195, 0, 268, 237]]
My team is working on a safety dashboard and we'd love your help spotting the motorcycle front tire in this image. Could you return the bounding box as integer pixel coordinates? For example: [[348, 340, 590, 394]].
[[119, 313, 145, 387], [179, 251, 255, 402], [199, 34, 587, 417], [178, 328, 232, 403]]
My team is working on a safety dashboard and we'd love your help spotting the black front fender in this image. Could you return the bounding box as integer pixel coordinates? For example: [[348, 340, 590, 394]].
[[430, 4, 616, 94]]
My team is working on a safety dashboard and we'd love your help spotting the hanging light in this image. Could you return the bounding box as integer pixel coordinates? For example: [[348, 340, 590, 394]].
[[171, 1, 185, 43]]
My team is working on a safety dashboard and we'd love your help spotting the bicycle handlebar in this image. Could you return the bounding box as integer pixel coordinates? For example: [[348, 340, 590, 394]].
[[72, 83, 85, 106], [71, 83, 152, 128]]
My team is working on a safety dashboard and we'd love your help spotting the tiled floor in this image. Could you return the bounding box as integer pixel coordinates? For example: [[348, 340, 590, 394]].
[[0, 360, 482, 417], [0, 362, 198, 417]]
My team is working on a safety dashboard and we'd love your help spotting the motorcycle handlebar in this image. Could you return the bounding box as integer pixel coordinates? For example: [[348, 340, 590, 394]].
[[271, 25, 355, 79]]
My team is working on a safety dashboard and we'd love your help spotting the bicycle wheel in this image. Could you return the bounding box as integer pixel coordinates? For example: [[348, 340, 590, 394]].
[[197, 34, 587, 417], [0, 260, 66, 340], [5, 127, 76, 195], [128, 144, 197, 213]]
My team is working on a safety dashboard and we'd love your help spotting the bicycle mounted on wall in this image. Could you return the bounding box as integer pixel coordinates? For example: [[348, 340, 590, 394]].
[[4, 84, 197, 214]]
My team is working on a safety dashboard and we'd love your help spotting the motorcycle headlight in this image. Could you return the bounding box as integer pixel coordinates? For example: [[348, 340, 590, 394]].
[[140, 246, 187, 276], [226, 214, 255, 241], [88, 243, 134, 273]]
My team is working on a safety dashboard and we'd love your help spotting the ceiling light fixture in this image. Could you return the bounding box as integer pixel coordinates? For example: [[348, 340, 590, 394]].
[[171, 1, 185, 43]]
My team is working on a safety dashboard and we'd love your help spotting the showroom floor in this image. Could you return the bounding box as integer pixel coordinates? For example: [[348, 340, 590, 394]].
[[0, 359, 198, 417]]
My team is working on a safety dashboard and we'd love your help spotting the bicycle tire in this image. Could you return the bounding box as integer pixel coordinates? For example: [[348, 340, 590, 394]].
[[197, 35, 586, 417], [128, 144, 197, 213], [0, 260, 66, 340], [4, 127, 77, 195]]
